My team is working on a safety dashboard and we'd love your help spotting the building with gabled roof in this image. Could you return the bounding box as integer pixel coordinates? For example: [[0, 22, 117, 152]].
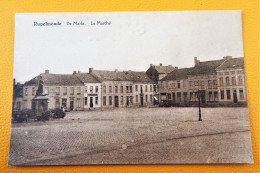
[[75, 72, 102, 110], [216, 57, 246, 105], [23, 70, 84, 112], [89, 68, 155, 107], [158, 56, 247, 107], [146, 63, 176, 83]]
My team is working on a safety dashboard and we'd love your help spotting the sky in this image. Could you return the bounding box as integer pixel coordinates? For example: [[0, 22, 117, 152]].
[[13, 11, 244, 83]]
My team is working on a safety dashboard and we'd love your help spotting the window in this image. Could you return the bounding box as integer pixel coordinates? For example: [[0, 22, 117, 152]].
[[224, 72, 229, 75], [70, 87, 74, 95], [126, 86, 129, 93], [95, 97, 98, 105], [130, 96, 133, 104], [190, 92, 194, 101], [221, 90, 224, 100], [95, 86, 98, 93], [25, 88, 28, 96], [32, 87, 35, 96], [55, 99, 60, 108], [218, 72, 223, 75], [231, 71, 235, 75], [135, 85, 138, 92], [145, 85, 148, 92], [136, 95, 138, 103], [120, 96, 124, 105], [130, 85, 132, 93], [177, 81, 181, 88], [120, 85, 123, 93], [85, 86, 88, 93], [239, 89, 244, 100], [62, 99, 67, 107], [201, 81, 205, 89], [189, 81, 194, 89], [183, 92, 188, 102], [237, 71, 243, 74], [56, 87, 60, 95], [232, 77, 236, 86], [225, 77, 230, 86], [154, 85, 157, 92], [219, 77, 224, 86], [214, 92, 218, 101], [150, 85, 152, 92], [115, 86, 118, 93], [238, 76, 243, 85], [109, 86, 112, 93], [77, 87, 81, 95], [226, 90, 231, 100], [90, 86, 93, 93], [103, 85, 106, 93], [145, 95, 148, 102], [84, 97, 88, 105], [109, 96, 112, 105], [208, 80, 212, 89], [209, 92, 213, 101], [150, 94, 153, 102], [172, 93, 176, 102], [103, 96, 106, 106], [167, 93, 171, 100], [63, 87, 67, 95], [140, 85, 143, 93], [213, 80, 217, 89]]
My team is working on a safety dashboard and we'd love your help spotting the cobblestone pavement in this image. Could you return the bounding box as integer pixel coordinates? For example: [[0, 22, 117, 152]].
[[8, 107, 253, 165]]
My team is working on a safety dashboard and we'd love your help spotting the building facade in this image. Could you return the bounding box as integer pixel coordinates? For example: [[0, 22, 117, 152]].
[[23, 70, 85, 112], [158, 56, 247, 106]]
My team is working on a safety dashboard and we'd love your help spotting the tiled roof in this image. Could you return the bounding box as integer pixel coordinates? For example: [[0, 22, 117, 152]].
[[92, 70, 133, 81], [216, 57, 244, 71], [92, 70, 153, 83], [189, 59, 225, 75], [161, 67, 194, 81], [24, 73, 84, 86], [154, 65, 175, 74], [127, 71, 154, 83], [75, 73, 101, 83]]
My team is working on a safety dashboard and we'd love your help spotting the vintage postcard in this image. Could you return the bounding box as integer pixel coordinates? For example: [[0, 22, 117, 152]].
[[9, 11, 253, 165]]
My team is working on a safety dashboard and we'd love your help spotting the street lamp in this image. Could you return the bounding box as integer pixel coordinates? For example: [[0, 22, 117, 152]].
[[195, 80, 202, 121]]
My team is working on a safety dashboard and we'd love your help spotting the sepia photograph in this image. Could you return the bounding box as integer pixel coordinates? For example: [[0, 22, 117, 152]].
[[9, 11, 253, 165]]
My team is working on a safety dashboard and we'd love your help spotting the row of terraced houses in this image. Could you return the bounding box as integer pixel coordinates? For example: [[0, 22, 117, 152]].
[[12, 56, 247, 113]]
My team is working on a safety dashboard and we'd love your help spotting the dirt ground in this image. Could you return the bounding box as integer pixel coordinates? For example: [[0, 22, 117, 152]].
[[8, 107, 253, 165]]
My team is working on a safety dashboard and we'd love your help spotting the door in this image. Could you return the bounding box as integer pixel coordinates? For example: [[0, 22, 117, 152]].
[[140, 95, 143, 105], [90, 97, 93, 108], [233, 90, 238, 103], [200, 91, 206, 104], [126, 96, 129, 106], [70, 100, 74, 110], [115, 96, 119, 107]]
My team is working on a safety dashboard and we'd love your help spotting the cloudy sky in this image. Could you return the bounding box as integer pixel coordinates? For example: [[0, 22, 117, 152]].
[[14, 11, 243, 83]]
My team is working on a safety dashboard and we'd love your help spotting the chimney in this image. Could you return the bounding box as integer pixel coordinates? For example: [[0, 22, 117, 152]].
[[89, 68, 93, 73], [13, 78, 16, 85], [114, 69, 118, 72], [194, 57, 200, 66], [45, 70, 49, 74], [150, 64, 153, 67], [175, 67, 178, 69], [223, 56, 232, 60], [73, 71, 77, 74], [160, 63, 162, 66]]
